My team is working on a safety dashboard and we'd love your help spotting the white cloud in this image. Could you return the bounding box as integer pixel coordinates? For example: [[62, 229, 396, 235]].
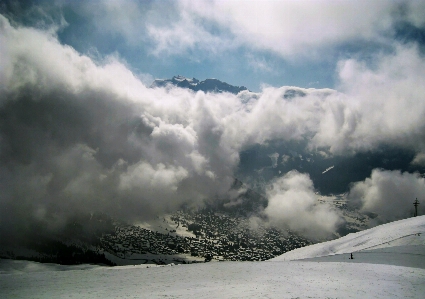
[[2, 11, 425, 242], [246, 53, 274, 73], [147, 10, 235, 56], [151, 0, 425, 59], [119, 162, 188, 192], [281, 154, 291, 165], [264, 171, 342, 239], [411, 152, 425, 166], [0, 15, 239, 238], [312, 44, 425, 153], [268, 152, 279, 168], [43, 0, 425, 66], [348, 169, 425, 223], [79, 0, 150, 46]]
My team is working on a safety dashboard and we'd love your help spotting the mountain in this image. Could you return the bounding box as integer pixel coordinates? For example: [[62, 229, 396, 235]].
[[0, 177, 375, 267], [0, 205, 312, 266], [1, 216, 424, 298], [238, 141, 425, 196], [0, 178, 314, 266], [150, 75, 249, 94]]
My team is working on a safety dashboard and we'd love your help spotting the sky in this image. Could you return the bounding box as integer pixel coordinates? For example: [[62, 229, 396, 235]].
[[1, 0, 425, 244], [3, 0, 425, 91]]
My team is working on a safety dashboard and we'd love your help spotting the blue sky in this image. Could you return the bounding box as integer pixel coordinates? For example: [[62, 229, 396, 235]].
[[4, 0, 424, 91]]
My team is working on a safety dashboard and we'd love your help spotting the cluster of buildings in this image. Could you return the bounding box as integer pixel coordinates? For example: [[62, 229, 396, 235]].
[[172, 211, 310, 261], [100, 226, 184, 257], [100, 210, 311, 263]]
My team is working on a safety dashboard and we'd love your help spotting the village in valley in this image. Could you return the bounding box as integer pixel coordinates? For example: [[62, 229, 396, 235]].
[[0, 192, 371, 267], [99, 210, 312, 265], [97, 192, 374, 266]]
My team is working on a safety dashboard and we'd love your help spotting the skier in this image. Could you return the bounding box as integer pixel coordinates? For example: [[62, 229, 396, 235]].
[[350, 253, 354, 259]]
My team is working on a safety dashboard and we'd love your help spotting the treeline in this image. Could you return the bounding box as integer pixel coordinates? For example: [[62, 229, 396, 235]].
[[25, 239, 115, 266]]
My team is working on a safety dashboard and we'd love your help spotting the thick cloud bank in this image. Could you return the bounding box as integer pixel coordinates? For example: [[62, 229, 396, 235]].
[[348, 170, 425, 224], [264, 171, 342, 239], [1, 12, 425, 243], [0, 15, 238, 243]]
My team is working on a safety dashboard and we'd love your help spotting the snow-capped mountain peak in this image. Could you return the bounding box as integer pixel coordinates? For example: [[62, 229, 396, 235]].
[[150, 76, 248, 94]]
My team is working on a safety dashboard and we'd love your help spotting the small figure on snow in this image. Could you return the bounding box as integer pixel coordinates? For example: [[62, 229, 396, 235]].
[[350, 253, 354, 260]]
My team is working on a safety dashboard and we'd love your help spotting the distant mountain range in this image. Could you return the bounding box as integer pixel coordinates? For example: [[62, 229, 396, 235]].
[[150, 75, 248, 94]]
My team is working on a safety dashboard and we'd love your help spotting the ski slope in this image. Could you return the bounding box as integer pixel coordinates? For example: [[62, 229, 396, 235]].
[[1, 216, 424, 298], [272, 215, 425, 264]]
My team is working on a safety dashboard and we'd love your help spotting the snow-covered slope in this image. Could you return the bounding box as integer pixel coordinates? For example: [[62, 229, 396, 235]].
[[1, 217, 424, 298], [272, 215, 425, 262], [1, 259, 424, 298]]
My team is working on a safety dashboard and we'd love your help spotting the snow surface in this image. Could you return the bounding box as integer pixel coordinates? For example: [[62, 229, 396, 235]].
[[1, 216, 424, 298], [322, 165, 334, 174], [272, 215, 425, 262], [136, 214, 196, 238]]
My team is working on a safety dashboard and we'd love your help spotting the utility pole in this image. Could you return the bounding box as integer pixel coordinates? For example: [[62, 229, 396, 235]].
[[413, 198, 420, 217]]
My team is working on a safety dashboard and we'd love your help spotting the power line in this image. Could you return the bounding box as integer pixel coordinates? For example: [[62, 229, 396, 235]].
[[413, 198, 420, 217]]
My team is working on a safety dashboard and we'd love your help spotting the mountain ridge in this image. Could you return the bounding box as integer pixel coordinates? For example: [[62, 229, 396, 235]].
[[150, 75, 249, 94]]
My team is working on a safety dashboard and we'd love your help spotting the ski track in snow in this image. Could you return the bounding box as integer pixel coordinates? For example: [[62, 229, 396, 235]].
[[1, 216, 425, 298]]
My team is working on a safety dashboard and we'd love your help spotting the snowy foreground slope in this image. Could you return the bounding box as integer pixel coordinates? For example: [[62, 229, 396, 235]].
[[272, 215, 425, 265], [1, 217, 424, 298]]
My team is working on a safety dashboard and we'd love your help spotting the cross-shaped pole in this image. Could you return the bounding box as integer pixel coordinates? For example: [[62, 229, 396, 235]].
[[413, 198, 420, 217]]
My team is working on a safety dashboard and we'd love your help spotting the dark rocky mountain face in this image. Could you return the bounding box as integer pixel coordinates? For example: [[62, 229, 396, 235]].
[[151, 75, 248, 94], [237, 140, 423, 196]]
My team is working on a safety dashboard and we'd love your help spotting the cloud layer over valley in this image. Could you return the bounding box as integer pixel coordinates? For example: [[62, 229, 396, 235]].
[[1, 1, 425, 243]]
